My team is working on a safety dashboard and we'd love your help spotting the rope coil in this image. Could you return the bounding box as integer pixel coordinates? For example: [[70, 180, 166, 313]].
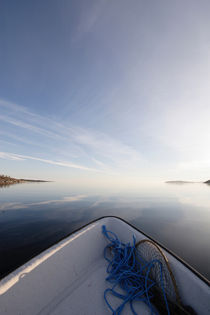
[[102, 225, 171, 315]]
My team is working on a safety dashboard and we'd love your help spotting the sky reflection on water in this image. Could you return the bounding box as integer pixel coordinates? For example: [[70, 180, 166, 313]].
[[0, 181, 210, 280]]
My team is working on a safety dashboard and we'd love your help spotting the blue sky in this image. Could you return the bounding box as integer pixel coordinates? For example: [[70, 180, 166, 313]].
[[1, 0, 210, 183]]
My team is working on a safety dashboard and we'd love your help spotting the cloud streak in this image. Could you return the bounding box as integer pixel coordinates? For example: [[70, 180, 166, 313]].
[[0, 152, 25, 161], [0, 99, 143, 173], [0, 151, 103, 172]]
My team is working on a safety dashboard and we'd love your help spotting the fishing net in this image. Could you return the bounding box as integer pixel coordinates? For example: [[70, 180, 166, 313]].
[[102, 225, 195, 315], [135, 239, 182, 314]]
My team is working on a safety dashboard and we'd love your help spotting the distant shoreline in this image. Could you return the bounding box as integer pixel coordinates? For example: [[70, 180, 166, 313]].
[[0, 175, 50, 187], [165, 181, 195, 184], [166, 180, 210, 184]]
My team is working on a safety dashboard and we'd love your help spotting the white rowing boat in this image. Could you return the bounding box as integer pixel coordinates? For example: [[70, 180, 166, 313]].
[[0, 216, 209, 314]]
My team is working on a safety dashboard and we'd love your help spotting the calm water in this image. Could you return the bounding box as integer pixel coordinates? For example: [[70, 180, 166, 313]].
[[0, 182, 210, 281]]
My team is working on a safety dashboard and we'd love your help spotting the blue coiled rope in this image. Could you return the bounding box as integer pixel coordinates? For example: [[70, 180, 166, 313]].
[[102, 225, 170, 315]]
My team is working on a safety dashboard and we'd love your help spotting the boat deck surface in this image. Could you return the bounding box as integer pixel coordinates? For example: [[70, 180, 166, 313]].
[[0, 217, 209, 315]]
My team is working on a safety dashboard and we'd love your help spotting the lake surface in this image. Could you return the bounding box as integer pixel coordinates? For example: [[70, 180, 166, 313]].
[[0, 181, 210, 281]]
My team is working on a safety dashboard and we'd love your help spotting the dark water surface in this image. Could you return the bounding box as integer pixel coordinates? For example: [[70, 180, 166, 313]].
[[0, 182, 210, 280]]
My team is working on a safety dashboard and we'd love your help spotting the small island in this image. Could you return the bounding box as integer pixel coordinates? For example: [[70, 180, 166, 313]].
[[0, 175, 49, 187], [204, 180, 210, 184], [165, 181, 194, 184], [166, 180, 210, 185]]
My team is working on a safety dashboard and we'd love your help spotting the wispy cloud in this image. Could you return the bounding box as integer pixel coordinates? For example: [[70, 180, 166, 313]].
[[0, 114, 64, 140], [0, 152, 25, 161], [0, 130, 47, 148], [0, 99, 143, 173], [0, 151, 102, 172]]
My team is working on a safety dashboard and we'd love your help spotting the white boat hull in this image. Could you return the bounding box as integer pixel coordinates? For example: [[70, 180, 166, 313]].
[[0, 217, 209, 314]]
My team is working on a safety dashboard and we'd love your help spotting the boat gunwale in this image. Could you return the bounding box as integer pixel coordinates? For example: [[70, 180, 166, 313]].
[[0, 215, 209, 286]]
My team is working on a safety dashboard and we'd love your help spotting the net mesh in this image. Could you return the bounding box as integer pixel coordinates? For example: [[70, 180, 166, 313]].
[[135, 239, 181, 311]]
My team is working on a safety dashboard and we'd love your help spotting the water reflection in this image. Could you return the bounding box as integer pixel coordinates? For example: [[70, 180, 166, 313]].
[[0, 182, 20, 188], [0, 195, 87, 210], [0, 182, 210, 280]]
